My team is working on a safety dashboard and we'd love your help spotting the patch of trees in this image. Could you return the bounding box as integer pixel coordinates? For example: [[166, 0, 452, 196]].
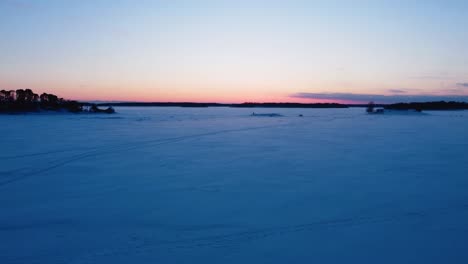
[[366, 101, 375, 113], [385, 101, 468, 111], [0, 89, 114, 113]]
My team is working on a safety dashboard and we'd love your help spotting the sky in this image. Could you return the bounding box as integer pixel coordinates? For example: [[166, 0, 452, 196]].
[[1, 0, 468, 103]]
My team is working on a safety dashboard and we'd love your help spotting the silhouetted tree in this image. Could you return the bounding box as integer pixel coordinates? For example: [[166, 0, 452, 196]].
[[6, 90, 15, 102], [24, 89, 35, 103], [0, 90, 6, 102], [366, 101, 375, 113], [63, 100, 83, 112], [32, 93, 39, 103], [16, 89, 25, 103]]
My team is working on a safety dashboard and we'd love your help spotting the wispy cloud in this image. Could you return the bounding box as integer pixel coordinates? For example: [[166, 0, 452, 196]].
[[387, 89, 407, 94], [456, 83, 468, 88], [291, 92, 468, 104], [409, 72, 453, 80], [410, 75, 449, 80]]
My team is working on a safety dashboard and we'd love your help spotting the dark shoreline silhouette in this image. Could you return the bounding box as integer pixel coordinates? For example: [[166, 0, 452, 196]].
[[98, 102, 349, 108], [98, 101, 468, 110], [2, 89, 467, 113], [384, 101, 468, 111], [0, 89, 114, 114]]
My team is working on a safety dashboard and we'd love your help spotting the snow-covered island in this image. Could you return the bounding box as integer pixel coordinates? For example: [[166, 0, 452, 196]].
[[366, 101, 468, 114]]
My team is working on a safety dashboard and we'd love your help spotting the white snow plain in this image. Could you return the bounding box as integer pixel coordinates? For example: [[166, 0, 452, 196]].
[[1, 107, 468, 264]]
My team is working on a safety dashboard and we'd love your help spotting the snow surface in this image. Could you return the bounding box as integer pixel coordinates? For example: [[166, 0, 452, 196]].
[[1, 107, 468, 264]]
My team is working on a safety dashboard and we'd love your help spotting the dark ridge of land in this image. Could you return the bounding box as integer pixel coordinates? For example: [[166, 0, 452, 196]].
[[98, 101, 468, 110], [98, 102, 226, 107], [232, 102, 348, 108], [385, 101, 468, 111], [0, 89, 115, 114], [98, 102, 349, 108], [347, 104, 387, 108], [3, 89, 467, 112]]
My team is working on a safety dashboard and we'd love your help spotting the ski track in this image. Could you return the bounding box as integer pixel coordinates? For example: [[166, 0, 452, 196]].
[[58, 202, 468, 264], [0, 148, 93, 160], [0, 123, 288, 187], [2, 110, 467, 264], [3, 204, 467, 264]]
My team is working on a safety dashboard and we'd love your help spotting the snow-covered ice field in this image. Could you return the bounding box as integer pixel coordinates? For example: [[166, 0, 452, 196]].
[[1, 107, 468, 263]]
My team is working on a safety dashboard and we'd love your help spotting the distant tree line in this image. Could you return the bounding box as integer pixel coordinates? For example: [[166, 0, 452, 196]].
[[0, 89, 114, 113], [385, 101, 468, 111], [232, 102, 348, 108], [101, 102, 349, 108]]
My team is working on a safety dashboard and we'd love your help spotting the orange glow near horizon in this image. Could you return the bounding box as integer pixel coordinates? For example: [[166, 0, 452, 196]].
[[2, 76, 466, 105], [71, 92, 353, 104], [1, 1, 468, 106], [58, 84, 364, 104], [0, 80, 358, 104], [2, 80, 463, 105]]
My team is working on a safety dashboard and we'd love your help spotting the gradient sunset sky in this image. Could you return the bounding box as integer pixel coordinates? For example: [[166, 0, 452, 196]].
[[1, 0, 468, 103]]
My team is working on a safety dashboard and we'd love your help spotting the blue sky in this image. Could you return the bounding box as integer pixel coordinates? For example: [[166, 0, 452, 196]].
[[1, 0, 467, 102]]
